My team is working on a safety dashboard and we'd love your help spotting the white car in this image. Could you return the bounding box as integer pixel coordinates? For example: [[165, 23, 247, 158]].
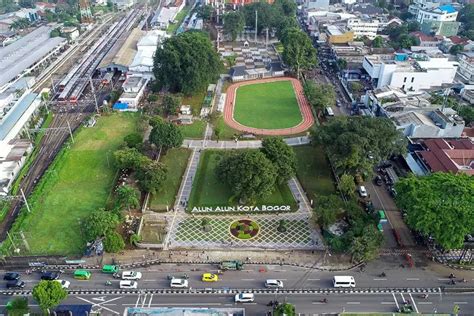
[[170, 278, 188, 288], [265, 279, 284, 288], [121, 271, 142, 280], [55, 280, 70, 289], [234, 293, 255, 303], [358, 186, 368, 197], [119, 280, 138, 289]]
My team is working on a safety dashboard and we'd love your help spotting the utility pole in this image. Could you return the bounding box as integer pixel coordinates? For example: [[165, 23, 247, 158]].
[[265, 27, 268, 49], [255, 10, 258, 43], [66, 120, 75, 143], [89, 76, 100, 114], [20, 188, 31, 213], [6, 232, 17, 254], [19, 231, 30, 252]]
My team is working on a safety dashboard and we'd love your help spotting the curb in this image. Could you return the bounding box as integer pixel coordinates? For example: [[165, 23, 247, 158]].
[[1, 287, 448, 296], [446, 263, 474, 271]]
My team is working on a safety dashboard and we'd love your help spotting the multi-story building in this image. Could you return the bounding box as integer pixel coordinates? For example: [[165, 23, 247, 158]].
[[326, 25, 354, 44], [416, 4, 460, 36], [347, 18, 380, 39], [363, 55, 458, 93], [409, 0, 453, 16], [303, 0, 329, 11], [457, 52, 474, 84]]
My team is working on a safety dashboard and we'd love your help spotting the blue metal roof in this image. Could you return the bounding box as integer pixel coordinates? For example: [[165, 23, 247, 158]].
[[438, 4, 456, 13], [113, 102, 129, 110], [0, 93, 38, 141]]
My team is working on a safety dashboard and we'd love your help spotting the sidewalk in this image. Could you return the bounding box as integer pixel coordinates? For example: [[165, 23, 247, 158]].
[[183, 136, 311, 149], [91, 249, 355, 271]]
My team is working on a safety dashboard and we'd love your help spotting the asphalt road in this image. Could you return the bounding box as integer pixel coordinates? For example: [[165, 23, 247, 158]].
[[1, 291, 472, 315]]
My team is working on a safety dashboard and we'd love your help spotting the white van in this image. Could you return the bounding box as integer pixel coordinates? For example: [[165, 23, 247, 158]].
[[326, 107, 335, 117], [333, 276, 356, 288], [119, 280, 138, 289]]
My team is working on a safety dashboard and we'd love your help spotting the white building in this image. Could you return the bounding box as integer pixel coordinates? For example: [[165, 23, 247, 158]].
[[117, 76, 148, 110], [416, 4, 458, 24], [364, 55, 458, 93], [408, 0, 451, 15], [347, 18, 383, 40], [129, 30, 169, 79], [14, 8, 39, 22], [0, 139, 32, 195], [303, 0, 330, 11], [112, 0, 135, 9], [457, 52, 474, 85]]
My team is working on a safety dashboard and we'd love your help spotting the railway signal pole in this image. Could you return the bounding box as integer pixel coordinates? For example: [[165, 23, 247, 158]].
[[89, 76, 100, 114]]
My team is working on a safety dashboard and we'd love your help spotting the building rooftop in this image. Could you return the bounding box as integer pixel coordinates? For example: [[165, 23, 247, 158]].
[[99, 28, 144, 69], [438, 4, 456, 14], [327, 25, 344, 36], [0, 26, 65, 88], [0, 93, 37, 141]]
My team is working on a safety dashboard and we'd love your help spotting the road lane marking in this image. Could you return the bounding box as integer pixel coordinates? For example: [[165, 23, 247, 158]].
[[347, 302, 360, 304], [312, 302, 325, 305], [374, 278, 387, 281], [438, 278, 450, 281], [406, 278, 420, 281], [134, 294, 140, 307], [143, 279, 157, 282], [241, 279, 255, 281], [417, 302, 432, 305], [392, 292, 400, 311], [409, 293, 419, 314], [307, 278, 320, 281], [454, 302, 468, 304], [153, 303, 222, 306], [381, 302, 394, 304], [76, 296, 121, 315], [148, 294, 153, 308]]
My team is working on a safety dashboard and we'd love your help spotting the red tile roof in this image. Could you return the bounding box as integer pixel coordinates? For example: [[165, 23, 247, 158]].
[[448, 36, 468, 45], [410, 31, 437, 42], [417, 138, 474, 175]]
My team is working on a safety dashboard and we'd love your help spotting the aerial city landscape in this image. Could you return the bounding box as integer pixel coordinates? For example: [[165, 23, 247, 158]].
[[0, 0, 473, 314]]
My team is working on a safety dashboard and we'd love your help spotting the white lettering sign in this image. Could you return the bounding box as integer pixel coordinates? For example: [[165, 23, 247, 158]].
[[191, 205, 291, 213]]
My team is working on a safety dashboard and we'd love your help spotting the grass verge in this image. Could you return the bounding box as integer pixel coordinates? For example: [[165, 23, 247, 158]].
[[149, 148, 191, 211], [5, 113, 138, 255], [294, 145, 336, 200], [178, 120, 206, 139], [167, 5, 192, 35]]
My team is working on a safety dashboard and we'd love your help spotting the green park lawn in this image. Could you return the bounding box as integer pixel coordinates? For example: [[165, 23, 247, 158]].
[[8, 113, 138, 255], [150, 148, 191, 211], [188, 150, 296, 210], [233, 80, 302, 129], [294, 145, 336, 200], [167, 5, 191, 35], [178, 120, 206, 139], [213, 116, 240, 140]]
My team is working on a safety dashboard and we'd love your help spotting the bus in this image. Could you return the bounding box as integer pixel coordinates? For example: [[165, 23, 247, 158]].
[[333, 276, 356, 288]]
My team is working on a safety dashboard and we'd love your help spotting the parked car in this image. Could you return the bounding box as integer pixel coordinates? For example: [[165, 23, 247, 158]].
[[41, 271, 60, 281], [170, 278, 188, 288], [3, 273, 20, 281], [55, 280, 70, 289], [374, 175, 383, 186], [234, 293, 255, 303], [389, 187, 397, 197], [6, 280, 25, 289], [358, 186, 368, 198], [121, 271, 142, 280], [119, 280, 138, 289]]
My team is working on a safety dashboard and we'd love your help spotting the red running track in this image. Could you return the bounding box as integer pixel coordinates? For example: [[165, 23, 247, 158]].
[[223, 77, 314, 136]]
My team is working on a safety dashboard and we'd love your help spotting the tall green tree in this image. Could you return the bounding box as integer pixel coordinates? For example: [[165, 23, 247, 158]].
[[136, 160, 167, 194], [6, 297, 29, 316], [123, 132, 143, 149], [116, 185, 140, 211], [261, 136, 296, 184], [217, 150, 277, 202], [223, 11, 245, 41], [372, 36, 383, 48], [395, 173, 474, 250], [82, 209, 120, 241], [313, 116, 407, 176], [274, 303, 296, 316], [350, 225, 383, 263], [281, 28, 317, 79], [162, 94, 181, 116], [104, 231, 125, 253], [338, 173, 356, 198], [459, 4, 474, 40], [449, 44, 464, 56], [315, 194, 343, 228], [149, 116, 184, 150], [303, 81, 336, 115], [113, 147, 147, 169], [32, 281, 67, 314], [153, 31, 222, 94], [242, 2, 278, 34], [197, 4, 213, 21]]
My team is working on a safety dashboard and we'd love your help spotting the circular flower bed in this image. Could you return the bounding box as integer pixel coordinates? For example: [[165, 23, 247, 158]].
[[229, 219, 260, 240]]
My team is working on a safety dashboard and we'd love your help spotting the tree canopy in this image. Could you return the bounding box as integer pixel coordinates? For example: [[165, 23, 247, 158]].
[[104, 231, 126, 253], [217, 150, 277, 202], [313, 116, 407, 176], [303, 81, 336, 114], [281, 28, 317, 79], [459, 4, 474, 40], [149, 116, 184, 151], [162, 94, 181, 116], [136, 160, 168, 194], [223, 11, 245, 41], [153, 31, 222, 94], [261, 136, 296, 184], [32, 281, 67, 313], [114, 147, 148, 170], [6, 297, 29, 316], [395, 173, 474, 250], [82, 209, 120, 241], [350, 225, 384, 263], [116, 185, 140, 211], [385, 24, 419, 49]]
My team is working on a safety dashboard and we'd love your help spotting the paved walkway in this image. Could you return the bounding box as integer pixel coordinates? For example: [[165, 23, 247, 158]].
[[183, 136, 310, 149], [174, 149, 201, 211], [224, 77, 314, 136]]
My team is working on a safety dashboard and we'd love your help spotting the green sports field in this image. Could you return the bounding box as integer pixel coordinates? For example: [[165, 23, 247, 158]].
[[233, 80, 302, 129]]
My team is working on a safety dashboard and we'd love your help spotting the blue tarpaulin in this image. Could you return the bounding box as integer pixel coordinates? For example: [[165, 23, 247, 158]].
[[113, 102, 128, 110]]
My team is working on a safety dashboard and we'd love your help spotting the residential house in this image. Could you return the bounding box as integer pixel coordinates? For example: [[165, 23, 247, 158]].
[[416, 4, 460, 37], [456, 52, 474, 84]]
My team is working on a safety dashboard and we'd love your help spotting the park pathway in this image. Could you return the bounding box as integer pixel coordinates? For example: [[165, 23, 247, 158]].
[[183, 135, 310, 149]]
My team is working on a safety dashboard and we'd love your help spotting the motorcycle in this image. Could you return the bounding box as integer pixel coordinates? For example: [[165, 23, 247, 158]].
[[105, 280, 112, 286], [419, 294, 428, 299], [379, 272, 386, 278], [320, 298, 328, 304]]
